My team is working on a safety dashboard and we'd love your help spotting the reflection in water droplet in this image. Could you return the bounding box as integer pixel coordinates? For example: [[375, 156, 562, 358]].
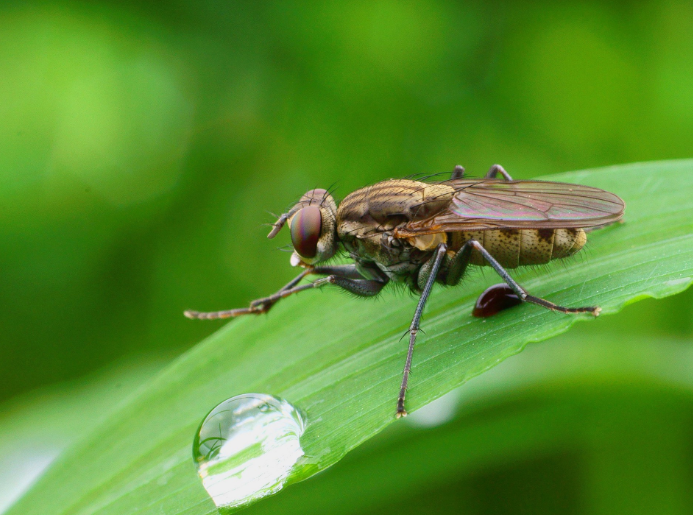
[[193, 393, 305, 511]]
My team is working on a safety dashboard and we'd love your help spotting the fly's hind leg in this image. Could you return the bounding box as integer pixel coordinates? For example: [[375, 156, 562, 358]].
[[449, 240, 600, 316], [184, 264, 385, 320], [485, 164, 513, 181]]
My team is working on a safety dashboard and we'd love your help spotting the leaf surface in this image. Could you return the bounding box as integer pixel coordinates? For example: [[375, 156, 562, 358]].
[[9, 160, 693, 515]]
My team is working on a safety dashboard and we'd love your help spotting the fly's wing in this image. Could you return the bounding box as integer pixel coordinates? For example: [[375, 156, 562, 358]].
[[396, 179, 625, 236]]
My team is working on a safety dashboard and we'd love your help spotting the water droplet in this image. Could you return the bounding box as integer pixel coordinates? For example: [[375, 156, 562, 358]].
[[472, 284, 522, 318], [193, 393, 305, 511]]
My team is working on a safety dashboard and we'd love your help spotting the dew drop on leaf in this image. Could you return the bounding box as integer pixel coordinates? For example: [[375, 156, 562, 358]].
[[192, 393, 305, 511]]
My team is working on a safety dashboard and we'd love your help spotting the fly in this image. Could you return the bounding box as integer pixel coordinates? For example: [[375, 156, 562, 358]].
[[185, 164, 626, 418]]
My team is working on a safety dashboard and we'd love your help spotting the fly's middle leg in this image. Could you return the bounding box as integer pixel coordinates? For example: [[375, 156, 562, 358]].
[[397, 243, 448, 418], [449, 240, 600, 316], [485, 164, 513, 181]]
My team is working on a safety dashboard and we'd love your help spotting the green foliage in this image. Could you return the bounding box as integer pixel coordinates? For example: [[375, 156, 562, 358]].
[[8, 161, 693, 514], [2, 2, 693, 513]]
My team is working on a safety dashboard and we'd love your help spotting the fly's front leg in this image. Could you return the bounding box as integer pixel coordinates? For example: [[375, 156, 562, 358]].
[[397, 243, 448, 418], [248, 276, 339, 309], [485, 164, 513, 181], [184, 268, 315, 320], [184, 265, 384, 320], [460, 240, 601, 316], [248, 264, 386, 306], [310, 264, 367, 280], [312, 263, 388, 296]]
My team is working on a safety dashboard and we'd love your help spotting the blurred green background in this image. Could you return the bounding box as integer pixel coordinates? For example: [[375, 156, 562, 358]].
[[1, 0, 692, 513]]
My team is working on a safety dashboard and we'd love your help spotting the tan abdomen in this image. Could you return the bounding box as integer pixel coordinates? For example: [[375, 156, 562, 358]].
[[450, 228, 586, 268]]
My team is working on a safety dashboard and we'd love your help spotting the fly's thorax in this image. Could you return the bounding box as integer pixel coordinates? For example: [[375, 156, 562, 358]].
[[336, 179, 455, 262], [342, 229, 416, 270], [451, 228, 587, 268], [337, 179, 455, 227], [339, 218, 433, 283]]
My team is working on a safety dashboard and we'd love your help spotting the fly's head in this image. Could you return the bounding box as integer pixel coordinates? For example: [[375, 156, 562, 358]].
[[268, 189, 338, 266]]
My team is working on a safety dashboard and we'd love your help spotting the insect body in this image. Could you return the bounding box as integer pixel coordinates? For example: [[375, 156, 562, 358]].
[[185, 164, 625, 418]]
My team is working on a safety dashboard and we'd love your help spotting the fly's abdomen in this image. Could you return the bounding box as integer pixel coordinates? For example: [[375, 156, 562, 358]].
[[452, 228, 586, 268], [517, 228, 586, 265]]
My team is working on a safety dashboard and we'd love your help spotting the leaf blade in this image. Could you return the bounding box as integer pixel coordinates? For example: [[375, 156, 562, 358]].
[[9, 160, 693, 515]]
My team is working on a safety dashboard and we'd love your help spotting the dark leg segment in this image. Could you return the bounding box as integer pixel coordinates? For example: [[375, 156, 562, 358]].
[[444, 241, 473, 286], [311, 264, 366, 280], [397, 243, 448, 418], [331, 277, 386, 296], [485, 164, 513, 181]]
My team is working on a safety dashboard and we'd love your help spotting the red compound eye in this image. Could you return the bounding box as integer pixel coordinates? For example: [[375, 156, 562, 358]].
[[290, 205, 322, 259]]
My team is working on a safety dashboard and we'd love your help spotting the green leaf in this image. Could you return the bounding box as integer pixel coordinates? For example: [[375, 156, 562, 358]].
[[10, 160, 693, 515], [242, 328, 693, 515], [0, 355, 167, 514]]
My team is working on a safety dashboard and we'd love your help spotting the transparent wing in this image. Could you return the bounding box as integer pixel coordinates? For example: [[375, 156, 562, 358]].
[[397, 179, 625, 235]]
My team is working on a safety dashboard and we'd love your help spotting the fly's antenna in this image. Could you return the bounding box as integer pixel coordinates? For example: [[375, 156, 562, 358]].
[[268, 213, 288, 239]]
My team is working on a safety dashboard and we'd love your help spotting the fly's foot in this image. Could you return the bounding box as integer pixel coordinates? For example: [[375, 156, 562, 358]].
[[183, 306, 260, 319], [396, 387, 409, 419], [523, 293, 602, 318]]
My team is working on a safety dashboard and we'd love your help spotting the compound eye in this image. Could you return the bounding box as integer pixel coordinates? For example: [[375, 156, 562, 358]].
[[290, 205, 322, 259]]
